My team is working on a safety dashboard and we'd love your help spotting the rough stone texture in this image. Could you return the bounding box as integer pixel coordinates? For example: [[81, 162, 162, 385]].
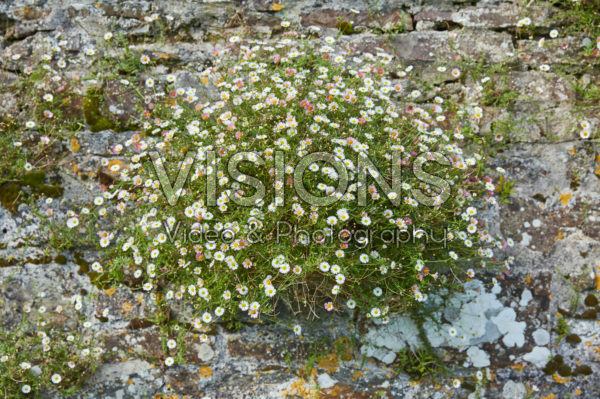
[[503, 380, 527, 399], [414, 5, 554, 29], [1, 0, 600, 398]]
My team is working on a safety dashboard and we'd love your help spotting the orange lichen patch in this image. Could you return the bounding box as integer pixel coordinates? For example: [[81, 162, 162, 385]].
[[352, 371, 364, 382], [569, 147, 576, 156], [541, 394, 556, 399], [272, 3, 283, 11], [574, 389, 583, 396], [198, 366, 213, 378], [281, 379, 317, 399], [555, 230, 564, 241], [107, 159, 124, 174], [334, 337, 353, 361], [559, 192, 572, 206], [317, 354, 339, 373], [524, 274, 532, 285], [321, 385, 373, 398], [553, 372, 572, 383], [511, 363, 525, 372], [121, 302, 133, 312], [104, 287, 116, 296], [410, 380, 420, 387], [71, 138, 81, 152], [200, 77, 209, 85]]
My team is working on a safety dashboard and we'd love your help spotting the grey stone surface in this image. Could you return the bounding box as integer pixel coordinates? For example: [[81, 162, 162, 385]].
[[532, 329, 550, 346], [502, 380, 527, 399], [467, 346, 491, 368], [522, 346, 551, 368], [0, 0, 599, 397]]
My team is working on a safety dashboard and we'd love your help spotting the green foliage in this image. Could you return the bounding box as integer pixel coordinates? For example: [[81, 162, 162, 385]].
[[497, 176, 517, 204], [551, 0, 600, 39], [554, 316, 571, 343], [337, 20, 355, 35], [0, 300, 100, 397], [82, 87, 115, 132], [395, 347, 443, 379], [573, 81, 600, 106]]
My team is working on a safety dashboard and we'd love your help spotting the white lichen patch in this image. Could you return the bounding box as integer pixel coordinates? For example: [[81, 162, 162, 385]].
[[363, 280, 528, 364]]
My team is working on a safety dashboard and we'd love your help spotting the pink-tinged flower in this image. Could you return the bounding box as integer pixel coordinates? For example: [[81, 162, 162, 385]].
[[110, 145, 122, 155], [273, 54, 281, 63], [169, 90, 177, 98], [202, 113, 210, 120], [324, 302, 334, 311], [195, 252, 204, 261], [235, 131, 243, 139]]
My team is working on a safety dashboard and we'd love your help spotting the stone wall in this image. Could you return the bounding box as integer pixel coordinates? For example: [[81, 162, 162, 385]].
[[1, 0, 599, 398]]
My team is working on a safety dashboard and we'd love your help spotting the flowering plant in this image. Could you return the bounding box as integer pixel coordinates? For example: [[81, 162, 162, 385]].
[[66, 33, 513, 327]]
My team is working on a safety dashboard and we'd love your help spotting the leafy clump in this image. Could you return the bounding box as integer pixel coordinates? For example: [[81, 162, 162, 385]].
[[61, 33, 513, 332], [0, 297, 100, 397], [82, 86, 115, 132]]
